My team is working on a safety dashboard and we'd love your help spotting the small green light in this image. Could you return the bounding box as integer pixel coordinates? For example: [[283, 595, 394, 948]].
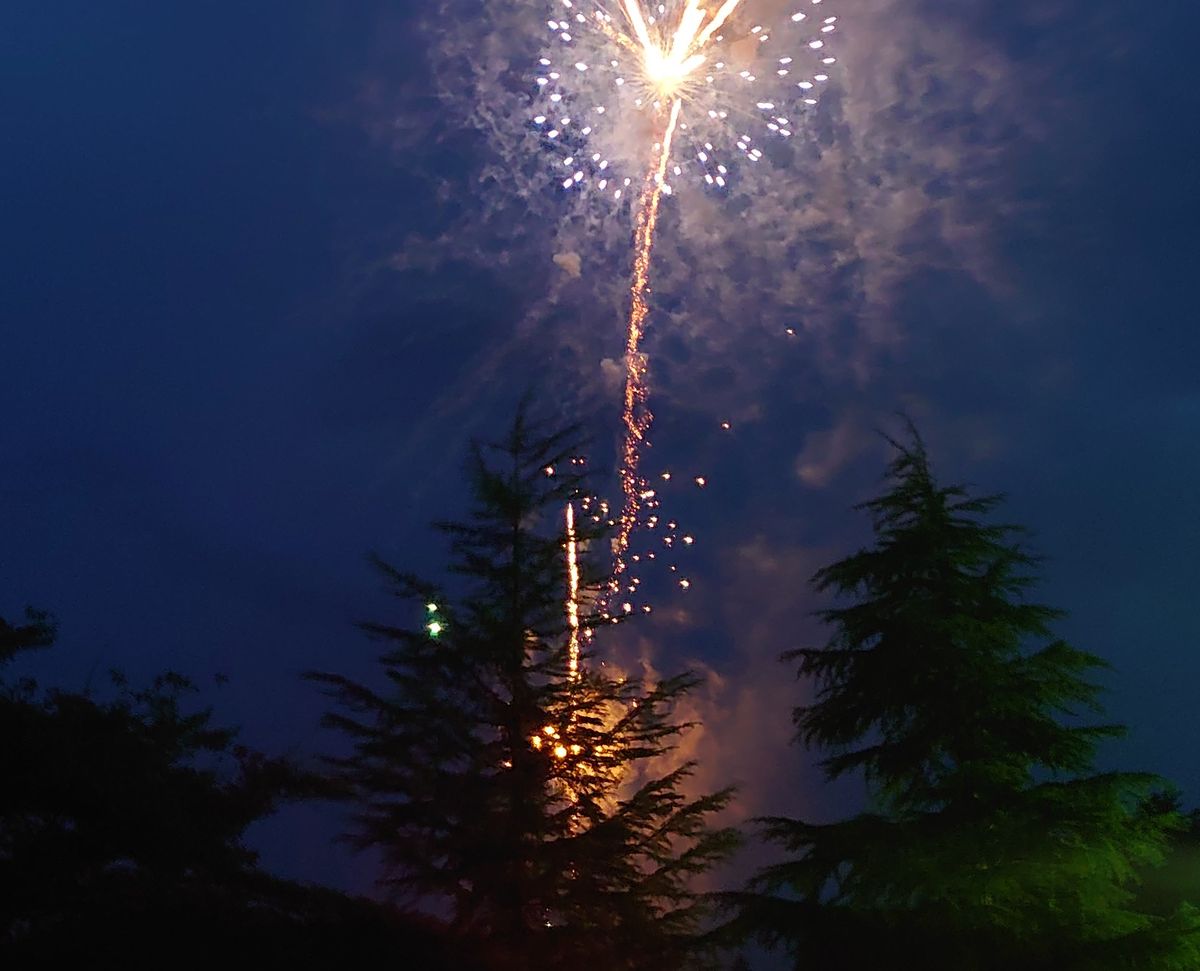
[[427, 621, 443, 637], [426, 602, 439, 613]]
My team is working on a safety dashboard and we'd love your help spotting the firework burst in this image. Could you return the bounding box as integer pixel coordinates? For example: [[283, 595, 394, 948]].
[[533, 0, 839, 624], [532, 0, 839, 197]]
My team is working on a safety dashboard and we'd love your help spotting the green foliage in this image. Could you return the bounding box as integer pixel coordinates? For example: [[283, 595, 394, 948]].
[[792, 427, 1120, 811], [309, 404, 739, 969], [1135, 788, 1200, 920], [729, 423, 1200, 969]]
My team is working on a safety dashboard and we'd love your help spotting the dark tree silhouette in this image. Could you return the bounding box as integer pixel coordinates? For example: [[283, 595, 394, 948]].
[[309, 405, 739, 970], [728, 424, 1200, 970], [0, 606, 479, 969], [0, 606, 55, 663]]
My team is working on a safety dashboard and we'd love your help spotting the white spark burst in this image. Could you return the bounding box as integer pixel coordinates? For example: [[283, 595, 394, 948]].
[[531, 0, 839, 197]]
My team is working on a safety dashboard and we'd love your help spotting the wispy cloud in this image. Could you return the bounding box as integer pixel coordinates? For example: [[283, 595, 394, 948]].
[[364, 0, 1051, 429]]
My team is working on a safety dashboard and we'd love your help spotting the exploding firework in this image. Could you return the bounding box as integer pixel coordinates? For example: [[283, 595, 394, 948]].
[[536, 0, 838, 622], [532, 0, 839, 197]]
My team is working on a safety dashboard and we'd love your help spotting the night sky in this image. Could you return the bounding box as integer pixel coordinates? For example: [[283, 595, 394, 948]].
[[3, 0, 1199, 900]]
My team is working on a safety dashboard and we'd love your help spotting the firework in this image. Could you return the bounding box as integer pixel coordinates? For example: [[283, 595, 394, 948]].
[[539, 0, 838, 622], [565, 501, 582, 676], [532, 0, 838, 196], [609, 97, 681, 594]]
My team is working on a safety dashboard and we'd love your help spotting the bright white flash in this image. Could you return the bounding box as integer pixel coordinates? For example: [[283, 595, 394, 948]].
[[532, 0, 837, 195]]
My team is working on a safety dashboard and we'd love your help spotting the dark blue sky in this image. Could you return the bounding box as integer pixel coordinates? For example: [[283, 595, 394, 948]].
[[3, 0, 1199, 898]]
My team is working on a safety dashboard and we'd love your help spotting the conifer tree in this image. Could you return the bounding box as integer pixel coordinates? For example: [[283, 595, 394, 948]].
[[308, 405, 739, 970], [731, 424, 1200, 970]]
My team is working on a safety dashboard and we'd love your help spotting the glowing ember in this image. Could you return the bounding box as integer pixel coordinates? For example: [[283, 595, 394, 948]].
[[565, 502, 582, 677]]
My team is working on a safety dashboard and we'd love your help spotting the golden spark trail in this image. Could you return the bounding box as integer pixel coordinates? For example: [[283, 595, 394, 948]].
[[694, 0, 743, 48], [565, 501, 582, 678], [531, 0, 842, 659], [611, 97, 682, 594]]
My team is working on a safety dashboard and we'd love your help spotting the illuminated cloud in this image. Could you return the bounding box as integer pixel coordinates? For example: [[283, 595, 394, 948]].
[[357, 0, 1053, 460], [332, 0, 1117, 819], [794, 408, 881, 487], [553, 250, 583, 277]]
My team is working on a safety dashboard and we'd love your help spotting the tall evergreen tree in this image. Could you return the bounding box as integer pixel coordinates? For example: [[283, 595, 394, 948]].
[[730, 425, 1200, 969], [308, 405, 739, 970]]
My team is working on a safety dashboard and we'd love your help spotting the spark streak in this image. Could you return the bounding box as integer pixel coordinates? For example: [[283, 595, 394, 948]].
[[565, 501, 582, 677], [612, 98, 682, 591]]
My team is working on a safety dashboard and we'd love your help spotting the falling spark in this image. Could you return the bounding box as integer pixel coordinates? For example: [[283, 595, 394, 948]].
[[565, 501, 582, 678], [610, 97, 682, 593]]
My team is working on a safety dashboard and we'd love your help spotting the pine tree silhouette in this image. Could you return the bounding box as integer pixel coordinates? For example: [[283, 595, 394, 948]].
[[309, 403, 739, 969], [728, 423, 1200, 970]]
